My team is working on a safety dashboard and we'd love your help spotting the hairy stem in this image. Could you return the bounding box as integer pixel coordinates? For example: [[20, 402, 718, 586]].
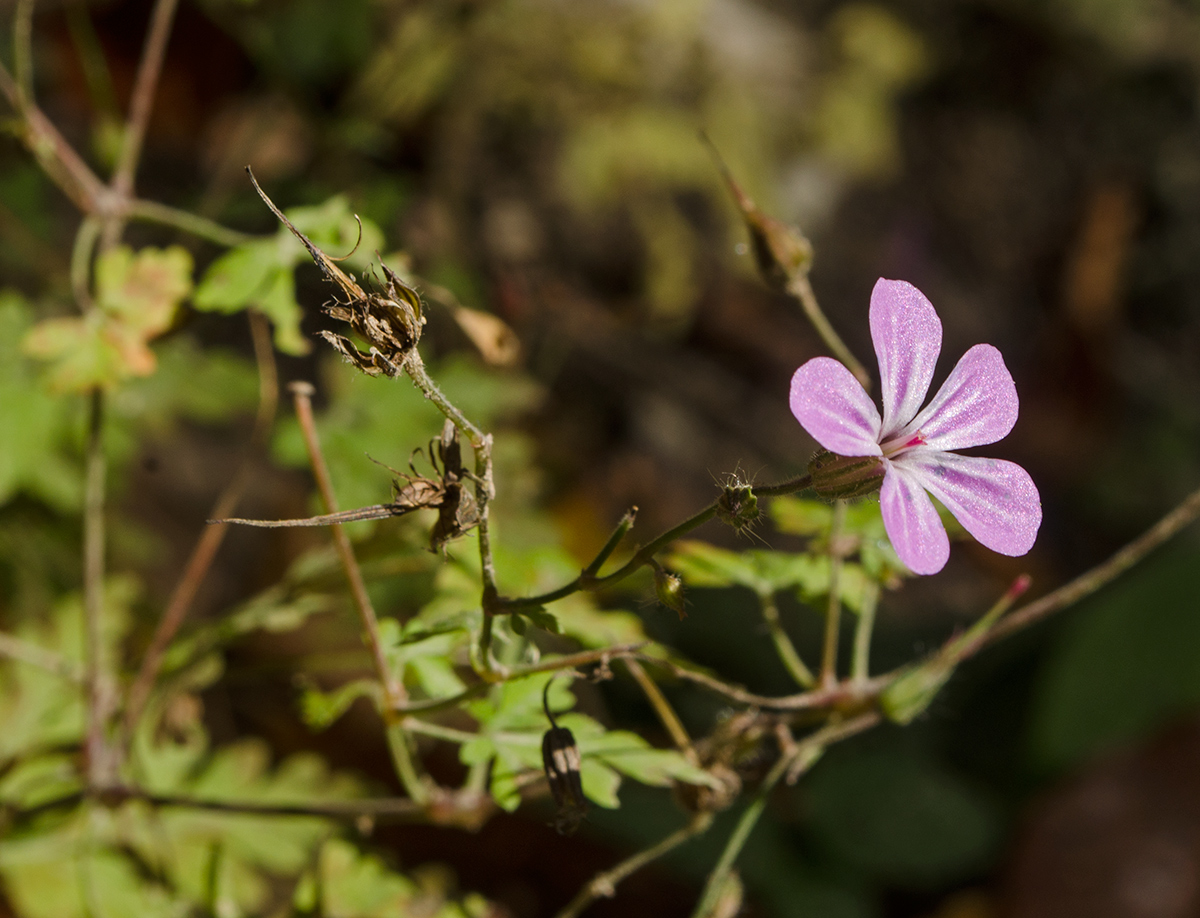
[[122, 312, 277, 746], [556, 813, 714, 918], [582, 507, 638, 579], [757, 591, 815, 689]]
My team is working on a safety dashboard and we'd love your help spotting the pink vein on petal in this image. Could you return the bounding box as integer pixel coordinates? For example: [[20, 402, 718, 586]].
[[903, 344, 1018, 451], [790, 357, 882, 457], [880, 461, 950, 575], [897, 450, 1041, 557], [870, 279, 942, 440]]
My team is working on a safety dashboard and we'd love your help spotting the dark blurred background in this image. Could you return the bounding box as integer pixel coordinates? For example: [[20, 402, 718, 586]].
[[5, 0, 1200, 916]]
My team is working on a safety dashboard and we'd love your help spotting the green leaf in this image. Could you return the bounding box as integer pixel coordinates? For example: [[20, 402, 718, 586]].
[[24, 246, 193, 391], [0, 292, 81, 510], [579, 759, 621, 808], [311, 838, 417, 917]]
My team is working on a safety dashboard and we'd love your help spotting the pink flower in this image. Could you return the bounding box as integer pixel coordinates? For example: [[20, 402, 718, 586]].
[[789, 279, 1041, 575]]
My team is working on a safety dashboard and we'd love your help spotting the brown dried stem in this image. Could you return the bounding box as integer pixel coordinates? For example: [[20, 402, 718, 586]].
[[102, 0, 180, 247], [122, 311, 278, 746], [287, 382, 429, 803], [623, 658, 698, 763]]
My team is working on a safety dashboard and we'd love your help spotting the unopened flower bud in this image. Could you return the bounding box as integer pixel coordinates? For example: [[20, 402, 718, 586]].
[[654, 567, 686, 619], [807, 450, 886, 501], [717, 484, 759, 532]]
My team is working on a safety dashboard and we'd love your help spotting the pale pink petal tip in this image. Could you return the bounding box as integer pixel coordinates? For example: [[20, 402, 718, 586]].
[[900, 452, 1041, 557], [906, 344, 1019, 451], [790, 357, 882, 458], [870, 279, 943, 439], [880, 463, 950, 575]]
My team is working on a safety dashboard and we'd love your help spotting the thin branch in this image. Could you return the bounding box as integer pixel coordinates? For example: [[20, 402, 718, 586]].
[[757, 591, 815, 689], [499, 474, 813, 613], [0, 631, 83, 682], [555, 813, 714, 918], [986, 482, 1200, 645], [122, 311, 278, 745], [819, 500, 847, 689], [288, 382, 428, 803], [688, 712, 880, 918], [103, 0, 180, 246], [125, 199, 254, 247], [0, 58, 108, 213], [623, 658, 698, 763]]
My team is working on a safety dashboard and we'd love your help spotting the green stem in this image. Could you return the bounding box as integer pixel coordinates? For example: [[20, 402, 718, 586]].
[[70, 217, 100, 312], [819, 501, 847, 689], [125, 199, 253, 247], [582, 507, 638, 579], [786, 273, 872, 391], [83, 389, 112, 789], [384, 724, 429, 806], [757, 591, 815, 689], [851, 581, 879, 684]]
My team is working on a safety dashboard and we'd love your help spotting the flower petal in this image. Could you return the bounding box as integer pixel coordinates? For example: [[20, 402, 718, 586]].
[[870, 279, 942, 439], [880, 461, 950, 575], [902, 344, 1018, 451], [898, 450, 1041, 557], [790, 357, 882, 457]]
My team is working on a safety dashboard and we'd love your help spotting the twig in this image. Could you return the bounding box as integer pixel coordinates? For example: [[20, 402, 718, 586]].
[[555, 813, 714, 918], [819, 500, 847, 689], [122, 311, 278, 745], [288, 382, 428, 803], [688, 713, 880, 918], [83, 389, 112, 789], [851, 580, 880, 684], [756, 591, 815, 689], [499, 474, 814, 612], [0, 59, 107, 213], [103, 0, 180, 247], [623, 658, 698, 763], [0, 631, 83, 682], [986, 483, 1200, 645]]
